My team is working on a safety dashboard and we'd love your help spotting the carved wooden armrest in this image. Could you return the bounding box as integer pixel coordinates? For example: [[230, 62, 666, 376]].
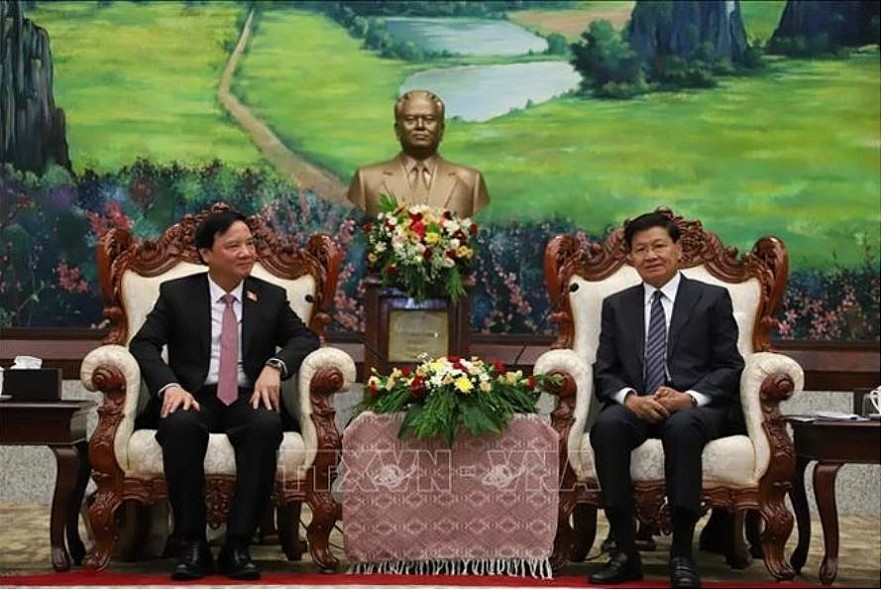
[[80, 345, 142, 481], [296, 347, 357, 475], [740, 351, 805, 484], [535, 349, 593, 479]]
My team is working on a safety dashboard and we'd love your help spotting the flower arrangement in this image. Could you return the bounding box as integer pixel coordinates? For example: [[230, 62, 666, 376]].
[[363, 354, 561, 446], [364, 195, 477, 301]]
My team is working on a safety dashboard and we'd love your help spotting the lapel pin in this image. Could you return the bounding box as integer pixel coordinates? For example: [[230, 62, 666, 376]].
[[247, 290, 258, 302]]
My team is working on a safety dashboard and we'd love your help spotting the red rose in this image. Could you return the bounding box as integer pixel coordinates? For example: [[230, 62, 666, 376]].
[[385, 264, 397, 276], [367, 382, 378, 397], [423, 247, 433, 259], [409, 211, 424, 222], [469, 223, 478, 235], [493, 359, 506, 374], [528, 376, 537, 389], [446, 249, 457, 259], [448, 355, 460, 363], [401, 366, 412, 377], [409, 376, 425, 399], [411, 219, 426, 238]]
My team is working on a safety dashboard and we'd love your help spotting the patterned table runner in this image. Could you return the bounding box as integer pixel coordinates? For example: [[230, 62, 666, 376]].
[[342, 412, 559, 578]]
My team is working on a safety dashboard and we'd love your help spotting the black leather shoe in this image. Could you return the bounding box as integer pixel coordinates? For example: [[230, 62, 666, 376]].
[[218, 544, 260, 580], [670, 556, 702, 588], [589, 551, 643, 584], [171, 539, 213, 581]]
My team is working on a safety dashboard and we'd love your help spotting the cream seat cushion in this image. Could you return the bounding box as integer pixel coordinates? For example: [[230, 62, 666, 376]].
[[127, 430, 307, 478]]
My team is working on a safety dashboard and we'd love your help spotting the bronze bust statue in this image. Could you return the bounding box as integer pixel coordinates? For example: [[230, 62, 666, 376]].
[[347, 90, 489, 218]]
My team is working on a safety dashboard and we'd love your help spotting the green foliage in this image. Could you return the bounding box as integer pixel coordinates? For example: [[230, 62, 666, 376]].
[[362, 356, 561, 446], [569, 20, 646, 97], [768, 34, 850, 59], [544, 32, 569, 55]]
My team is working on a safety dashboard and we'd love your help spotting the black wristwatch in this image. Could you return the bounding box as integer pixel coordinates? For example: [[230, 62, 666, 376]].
[[265, 358, 286, 377]]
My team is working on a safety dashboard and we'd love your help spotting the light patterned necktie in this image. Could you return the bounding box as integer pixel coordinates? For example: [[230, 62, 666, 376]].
[[411, 163, 431, 195], [644, 290, 667, 395], [217, 293, 238, 405]]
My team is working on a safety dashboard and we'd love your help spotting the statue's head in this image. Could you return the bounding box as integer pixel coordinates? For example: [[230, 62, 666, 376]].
[[394, 90, 445, 159]]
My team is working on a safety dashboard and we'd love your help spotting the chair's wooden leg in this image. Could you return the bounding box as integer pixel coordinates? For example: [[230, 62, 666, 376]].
[[568, 504, 597, 562], [760, 496, 796, 580], [699, 507, 732, 554], [551, 485, 581, 572], [725, 510, 751, 569], [84, 487, 120, 571], [306, 484, 341, 571], [116, 501, 149, 561], [278, 502, 304, 561], [746, 509, 763, 559]]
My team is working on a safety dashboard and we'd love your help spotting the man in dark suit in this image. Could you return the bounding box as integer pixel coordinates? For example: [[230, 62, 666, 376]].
[[130, 211, 319, 581], [346, 89, 489, 218], [589, 212, 744, 589]]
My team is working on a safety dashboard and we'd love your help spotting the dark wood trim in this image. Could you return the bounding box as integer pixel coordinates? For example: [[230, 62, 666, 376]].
[[2, 330, 878, 390]]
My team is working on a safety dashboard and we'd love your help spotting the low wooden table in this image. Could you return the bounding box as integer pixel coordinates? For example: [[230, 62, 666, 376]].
[[786, 417, 881, 585], [0, 400, 95, 571]]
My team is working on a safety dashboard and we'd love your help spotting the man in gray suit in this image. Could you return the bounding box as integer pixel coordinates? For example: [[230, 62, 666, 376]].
[[347, 89, 489, 218]]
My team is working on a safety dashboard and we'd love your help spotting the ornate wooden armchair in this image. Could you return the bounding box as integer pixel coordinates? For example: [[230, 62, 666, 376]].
[[80, 204, 356, 571], [538, 208, 804, 580]]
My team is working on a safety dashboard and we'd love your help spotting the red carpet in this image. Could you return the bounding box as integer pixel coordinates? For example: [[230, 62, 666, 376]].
[[0, 571, 832, 587]]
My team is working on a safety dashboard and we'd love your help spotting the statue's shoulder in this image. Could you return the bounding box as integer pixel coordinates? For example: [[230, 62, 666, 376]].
[[438, 156, 482, 178], [355, 155, 403, 177]]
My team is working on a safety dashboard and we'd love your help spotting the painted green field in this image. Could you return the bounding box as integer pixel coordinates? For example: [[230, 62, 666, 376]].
[[238, 9, 879, 268], [24, 2, 879, 269], [27, 1, 264, 172]]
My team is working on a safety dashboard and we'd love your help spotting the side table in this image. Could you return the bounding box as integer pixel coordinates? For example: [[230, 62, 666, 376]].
[[0, 400, 96, 571], [786, 417, 881, 585]]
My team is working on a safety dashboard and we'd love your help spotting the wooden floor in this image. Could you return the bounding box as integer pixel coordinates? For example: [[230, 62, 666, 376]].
[[0, 502, 879, 587]]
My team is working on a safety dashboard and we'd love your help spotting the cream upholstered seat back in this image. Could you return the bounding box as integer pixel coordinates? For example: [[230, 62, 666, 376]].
[[566, 266, 761, 364], [120, 262, 316, 346], [119, 261, 318, 418]]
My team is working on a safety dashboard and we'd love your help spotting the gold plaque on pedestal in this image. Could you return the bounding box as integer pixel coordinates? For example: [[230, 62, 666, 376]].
[[387, 310, 449, 362], [363, 278, 470, 375]]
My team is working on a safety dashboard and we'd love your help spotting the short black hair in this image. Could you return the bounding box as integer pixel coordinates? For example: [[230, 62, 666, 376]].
[[195, 210, 248, 252], [624, 212, 681, 249]]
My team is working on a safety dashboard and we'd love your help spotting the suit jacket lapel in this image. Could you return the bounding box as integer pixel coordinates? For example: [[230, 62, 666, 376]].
[[190, 275, 212, 374], [625, 286, 645, 376], [241, 277, 259, 362], [382, 155, 413, 205], [429, 157, 458, 210], [668, 277, 701, 356]]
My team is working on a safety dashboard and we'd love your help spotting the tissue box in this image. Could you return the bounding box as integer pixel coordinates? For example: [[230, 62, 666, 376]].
[[3, 368, 62, 401]]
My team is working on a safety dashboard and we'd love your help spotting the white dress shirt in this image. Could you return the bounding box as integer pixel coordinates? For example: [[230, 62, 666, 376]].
[[613, 273, 709, 407]]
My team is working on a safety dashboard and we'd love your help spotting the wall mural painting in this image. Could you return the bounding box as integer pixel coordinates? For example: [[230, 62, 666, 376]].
[[1, 0, 879, 340]]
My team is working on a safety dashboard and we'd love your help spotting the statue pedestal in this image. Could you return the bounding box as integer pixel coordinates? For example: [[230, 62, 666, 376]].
[[363, 277, 470, 375]]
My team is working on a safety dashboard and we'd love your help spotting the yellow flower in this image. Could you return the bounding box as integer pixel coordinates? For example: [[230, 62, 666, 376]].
[[367, 252, 378, 264], [454, 376, 473, 393], [504, 370, 522, 385], [425, 232, 440, 245], [479, 380, 492, 393], [456, 245, 473, 259]]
